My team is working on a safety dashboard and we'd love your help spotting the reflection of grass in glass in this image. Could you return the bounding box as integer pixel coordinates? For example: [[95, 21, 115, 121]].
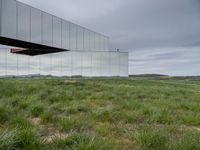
[[0, 77, 200, 149]]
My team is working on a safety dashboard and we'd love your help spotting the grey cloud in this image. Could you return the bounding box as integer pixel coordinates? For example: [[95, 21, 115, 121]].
[[132, 51, 184, 62], [182, 39, 200, 47]]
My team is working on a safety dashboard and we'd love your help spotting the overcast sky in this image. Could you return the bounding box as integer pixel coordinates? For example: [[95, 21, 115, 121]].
[[13, 0, 200, 75]]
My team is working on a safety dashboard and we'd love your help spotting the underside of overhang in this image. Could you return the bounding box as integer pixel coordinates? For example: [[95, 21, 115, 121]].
[[0, 36, 68, 56]]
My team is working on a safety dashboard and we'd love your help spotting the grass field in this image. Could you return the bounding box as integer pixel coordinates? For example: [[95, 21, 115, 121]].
[[0, 77, 200, 150]]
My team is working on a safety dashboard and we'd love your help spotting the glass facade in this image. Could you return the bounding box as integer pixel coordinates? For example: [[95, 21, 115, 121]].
[[0, 0, 110, 51], [0, 0, 128, 77], [0, 49, 128, 77]]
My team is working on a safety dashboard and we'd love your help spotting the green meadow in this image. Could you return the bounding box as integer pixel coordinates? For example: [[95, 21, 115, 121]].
[[0, 77, 200, 150]]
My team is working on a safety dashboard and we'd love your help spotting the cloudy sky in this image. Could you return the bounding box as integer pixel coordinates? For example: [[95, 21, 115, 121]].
[[9, 0, 200, 75]]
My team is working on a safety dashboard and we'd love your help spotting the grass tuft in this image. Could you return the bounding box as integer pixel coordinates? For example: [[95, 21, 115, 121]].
[[134, 126, 169, 150], [0, 128, 44, 150], [0, 105, 11, 124], [30, 104, 44, 117], [52, 132, 112, 150]]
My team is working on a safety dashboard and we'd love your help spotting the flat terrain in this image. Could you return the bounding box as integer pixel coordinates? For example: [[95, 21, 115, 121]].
[[0, 77, 200, 150]]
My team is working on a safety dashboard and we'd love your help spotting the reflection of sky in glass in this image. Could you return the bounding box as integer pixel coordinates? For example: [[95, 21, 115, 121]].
[[0, 48, 128, 77]]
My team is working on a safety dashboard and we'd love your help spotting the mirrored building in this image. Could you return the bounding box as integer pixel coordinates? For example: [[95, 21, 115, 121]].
[[0, 0, 128, 77]]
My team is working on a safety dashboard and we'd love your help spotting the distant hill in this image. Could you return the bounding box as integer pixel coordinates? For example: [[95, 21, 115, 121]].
[[129, 74, 169, 77]]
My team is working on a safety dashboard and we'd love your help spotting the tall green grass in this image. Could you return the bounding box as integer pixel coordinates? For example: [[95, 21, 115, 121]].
[[0, 77, 200, 149]]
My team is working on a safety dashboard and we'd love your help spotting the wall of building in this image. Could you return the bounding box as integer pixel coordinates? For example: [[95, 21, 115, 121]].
[[0, 0, 129, 77], [0, 49, 128, 77]]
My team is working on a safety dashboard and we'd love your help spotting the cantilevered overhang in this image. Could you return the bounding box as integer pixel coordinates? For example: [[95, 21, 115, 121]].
[[10, 48, 65, 56], [0, 36, 68, 56], [0, 0, 110, 56]]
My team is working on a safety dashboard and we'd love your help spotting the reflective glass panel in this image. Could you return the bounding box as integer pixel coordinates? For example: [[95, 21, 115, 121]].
[[101, 52, 110, 76], [65, 21, 70, 50], [94, 33, 100, 51], [40, 54, 52, 75], [61, 51, 71, 76], [17, 2, 30, 41], [42, 12, 53, 46], [61, 20, 66, 49], [0, 49, 6, 76], [82, 52, 92, 77], [6, 51, 18, 75], [53, 17, 62, 48], [83, 29, 90, 51], [29, 56, 39, 75], [77, 26, 84, 51], [89, 31, 95, 51], [51, 52, 62, 76], [70, 23, 77, 50], [61, 21, 70, 50], [31, 8, 42, 44], [109, 52, 119, 76], [1, 0, 17, 39], [18, 54, 29, 75], [71, 51, 82, 76], [91, 52, 101, 76]]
